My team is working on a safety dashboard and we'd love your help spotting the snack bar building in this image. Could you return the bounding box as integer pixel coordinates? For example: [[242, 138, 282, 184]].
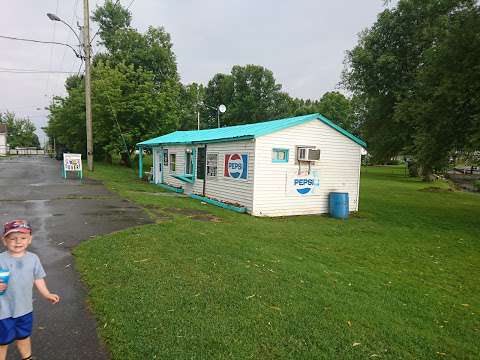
[[137, 113, 367, 217]]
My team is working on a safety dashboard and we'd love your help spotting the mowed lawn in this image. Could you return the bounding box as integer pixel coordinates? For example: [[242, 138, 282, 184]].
[[75, 165, 480, 359]]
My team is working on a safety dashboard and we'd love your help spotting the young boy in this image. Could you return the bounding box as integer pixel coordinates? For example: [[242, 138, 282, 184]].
[[0, 220, 60, 360]]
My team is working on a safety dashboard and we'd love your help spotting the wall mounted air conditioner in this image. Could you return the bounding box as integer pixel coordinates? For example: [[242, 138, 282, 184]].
[[297, 147, 320, 161]]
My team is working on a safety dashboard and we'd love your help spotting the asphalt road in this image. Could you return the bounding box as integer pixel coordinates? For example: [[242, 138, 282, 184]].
[[0, 156, 152, 359]]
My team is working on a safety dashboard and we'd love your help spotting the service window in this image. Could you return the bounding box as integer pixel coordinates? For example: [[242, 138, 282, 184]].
[[169, 153, 176, 172], [185, 151, 193, 175], [163, 150, 169, 166], [272, 148, 289, 163], [197, 147, 206, 180], [206, 153, 218, 177]]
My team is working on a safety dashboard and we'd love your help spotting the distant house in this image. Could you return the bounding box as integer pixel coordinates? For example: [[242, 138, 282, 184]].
[[137, 113, 367, 217], [0, 124, 7, 156]]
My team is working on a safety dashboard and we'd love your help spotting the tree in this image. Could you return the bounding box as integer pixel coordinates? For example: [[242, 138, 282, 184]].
[[1, 112, 40, 148], [203, 65, 294, 127], [343, 0, 480, 179], [46, 0, 183, 165], [316, 92, 354, 132]]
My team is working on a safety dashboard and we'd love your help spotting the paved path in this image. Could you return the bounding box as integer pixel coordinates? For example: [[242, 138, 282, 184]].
[[0, 156, 152, 359]]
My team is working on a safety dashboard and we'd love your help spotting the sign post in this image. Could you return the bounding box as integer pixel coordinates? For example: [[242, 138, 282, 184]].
[[63, 153, 83, 179]]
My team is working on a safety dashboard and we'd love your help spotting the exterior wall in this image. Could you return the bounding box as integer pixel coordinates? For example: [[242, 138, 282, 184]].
[[0, 134, 6, 156], [152, 145, 187, 188], [153, 140, 255, 212], [252, 120, 362, 217]]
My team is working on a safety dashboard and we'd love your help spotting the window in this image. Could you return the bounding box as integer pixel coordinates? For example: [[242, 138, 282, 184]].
[[169, 153, 176, 172], [163, 150, 168, 166], [206, 153, 218, 177], [197, 147, 206, 180], [185, 151, 193, 175], [272, 148, 289, 163]]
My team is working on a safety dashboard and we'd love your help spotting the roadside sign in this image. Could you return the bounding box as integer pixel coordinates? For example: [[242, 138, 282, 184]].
[[63, 153, 83, 179]]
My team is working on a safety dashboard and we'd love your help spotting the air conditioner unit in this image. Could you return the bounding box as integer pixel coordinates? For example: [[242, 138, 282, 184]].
[[297, 147, 320, 161]]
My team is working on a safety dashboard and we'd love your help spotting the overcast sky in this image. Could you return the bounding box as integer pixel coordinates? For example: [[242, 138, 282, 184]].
[[0, 0, 386, 144]]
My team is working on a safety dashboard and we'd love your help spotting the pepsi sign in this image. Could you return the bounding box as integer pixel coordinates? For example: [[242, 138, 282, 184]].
[[224, 153, 248, 179], [288, 175, 319, 196]]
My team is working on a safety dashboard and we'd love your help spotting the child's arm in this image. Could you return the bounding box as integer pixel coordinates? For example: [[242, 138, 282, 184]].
[[34, 278, 60, 304]]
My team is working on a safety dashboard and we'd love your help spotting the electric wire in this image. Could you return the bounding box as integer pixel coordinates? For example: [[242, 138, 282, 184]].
[[0, 67, 77, 74], [0, 35, 82, 58]]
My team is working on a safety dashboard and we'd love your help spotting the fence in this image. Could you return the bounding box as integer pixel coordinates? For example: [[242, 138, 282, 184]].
[[8, 148, 45, 155]]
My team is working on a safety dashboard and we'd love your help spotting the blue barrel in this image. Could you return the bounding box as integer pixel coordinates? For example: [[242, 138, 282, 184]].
[[329, 192, 349, 219]]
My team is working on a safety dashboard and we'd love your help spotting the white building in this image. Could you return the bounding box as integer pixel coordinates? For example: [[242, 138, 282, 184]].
[[137, 113, 367, 217], [0, 124, 7, 156]]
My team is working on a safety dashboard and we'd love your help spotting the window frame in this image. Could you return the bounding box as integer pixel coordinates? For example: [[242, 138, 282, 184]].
[[169, 153, 176, 173], [163, 149, 169, 166], [272, 148, 289, 163], [206, 153, 218, 178], [185, 150, 193, 175]]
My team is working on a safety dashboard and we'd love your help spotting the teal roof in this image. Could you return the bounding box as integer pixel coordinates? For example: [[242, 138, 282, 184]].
[[137, 113, 367, 148]]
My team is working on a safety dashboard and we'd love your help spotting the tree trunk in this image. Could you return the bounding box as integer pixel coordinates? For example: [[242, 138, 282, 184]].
[[420, 164, 434, 182]]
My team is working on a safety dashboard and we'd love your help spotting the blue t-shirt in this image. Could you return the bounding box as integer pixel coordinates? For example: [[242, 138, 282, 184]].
[[0, 251, 46, 319]]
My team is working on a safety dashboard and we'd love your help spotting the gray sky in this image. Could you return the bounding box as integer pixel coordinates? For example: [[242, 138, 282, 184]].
[[0, 0, 386, 144]]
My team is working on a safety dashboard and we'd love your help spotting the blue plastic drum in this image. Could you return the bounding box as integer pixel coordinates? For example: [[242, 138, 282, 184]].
[[329, 192, 349, 219]]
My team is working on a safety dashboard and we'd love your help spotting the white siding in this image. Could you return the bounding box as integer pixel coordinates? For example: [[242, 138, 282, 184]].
[[153, 141, 256, 212], [252, 120, 362, 217], [152, 145, 188, 188], [197, 140, 255, 212]]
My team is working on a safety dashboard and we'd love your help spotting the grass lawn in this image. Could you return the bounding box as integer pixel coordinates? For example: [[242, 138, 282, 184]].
[[75, 164, 480, 359]]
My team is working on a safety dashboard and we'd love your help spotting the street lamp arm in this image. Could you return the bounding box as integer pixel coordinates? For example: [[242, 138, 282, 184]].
[[0, 35, 82, 59], [59, 19, 83, 47]]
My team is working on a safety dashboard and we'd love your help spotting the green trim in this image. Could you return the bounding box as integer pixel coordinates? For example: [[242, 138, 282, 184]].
[[192, 148, 197, 182], [272, 148, 289, 163], [316, 114, 367, 148], [157, 183, 184, 193], [172, 174, 194, 183], [137, 113, 367, 149], [138, 146, 143, 179], [189, 194, 247, 213], [193, 136, 254, 145]]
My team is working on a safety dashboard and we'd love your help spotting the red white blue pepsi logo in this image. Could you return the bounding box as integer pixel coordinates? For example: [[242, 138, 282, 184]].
[[224, 154, 248, 179], [293, 177, 316, 195]]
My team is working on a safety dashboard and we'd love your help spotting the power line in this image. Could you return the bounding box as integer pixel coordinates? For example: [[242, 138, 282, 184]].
[[0, 35, 82, 58], [0, 70, 77, 74]]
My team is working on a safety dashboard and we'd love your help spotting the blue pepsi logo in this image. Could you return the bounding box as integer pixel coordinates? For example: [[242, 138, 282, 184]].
[[293, 177, 315, 195]]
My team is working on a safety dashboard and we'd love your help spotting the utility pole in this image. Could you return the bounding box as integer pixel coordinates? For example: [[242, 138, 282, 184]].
[[83, 0, 93, 171]]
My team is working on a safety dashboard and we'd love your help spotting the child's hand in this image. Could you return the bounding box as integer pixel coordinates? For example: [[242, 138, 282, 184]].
[[0, 282, 7, 292], [45, 293, 60, 304]]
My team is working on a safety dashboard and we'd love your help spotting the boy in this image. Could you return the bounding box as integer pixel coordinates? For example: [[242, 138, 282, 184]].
[[0, 220, 60, 360]]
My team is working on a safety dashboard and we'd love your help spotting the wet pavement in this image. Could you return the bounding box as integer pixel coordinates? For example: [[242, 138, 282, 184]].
[[0, 156, 152, 359]]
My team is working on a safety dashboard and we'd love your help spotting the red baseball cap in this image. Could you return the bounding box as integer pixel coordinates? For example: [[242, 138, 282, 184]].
[[3, 220, 32, 238]]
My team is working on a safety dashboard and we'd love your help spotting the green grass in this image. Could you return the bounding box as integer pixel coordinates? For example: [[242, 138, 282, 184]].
[[75, 164, 480, 359]]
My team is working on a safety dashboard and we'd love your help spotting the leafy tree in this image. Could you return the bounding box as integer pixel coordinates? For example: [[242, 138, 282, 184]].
[[203, 65, 293, 127], [343, 0, 480, 179], [177, 83, 206, 130], [46, 0, 183, 166], [1, 112, 40, 148]]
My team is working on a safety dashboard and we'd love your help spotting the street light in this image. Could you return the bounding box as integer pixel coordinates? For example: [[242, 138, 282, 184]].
[[47, 10, 93, 171], [46, 13, 83, 49], [199, 102, 227, 128]]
